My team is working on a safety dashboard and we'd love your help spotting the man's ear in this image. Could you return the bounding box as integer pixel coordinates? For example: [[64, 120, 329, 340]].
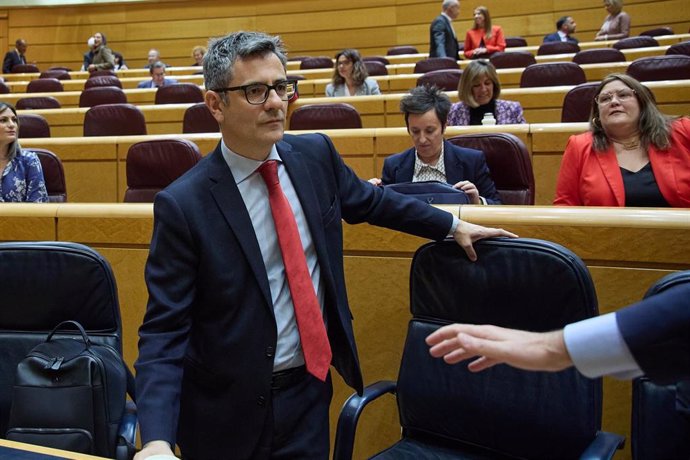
[[204, 91, 225, 124]]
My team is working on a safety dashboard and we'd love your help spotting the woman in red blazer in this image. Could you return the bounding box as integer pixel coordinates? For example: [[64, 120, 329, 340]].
[[463, 6, 506, 59], [554, 73, 690, 207]]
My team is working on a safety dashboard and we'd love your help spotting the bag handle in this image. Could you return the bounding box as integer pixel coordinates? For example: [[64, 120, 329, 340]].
[[46, 320, 91, 347]]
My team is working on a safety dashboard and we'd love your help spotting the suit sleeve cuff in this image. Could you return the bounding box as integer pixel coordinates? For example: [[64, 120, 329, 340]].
[[563, 312, 643, 380], [447, 215, 460, 238]]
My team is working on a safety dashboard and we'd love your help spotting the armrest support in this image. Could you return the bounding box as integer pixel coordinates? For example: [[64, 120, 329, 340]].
[[333, 380, 397, 460], [580, 430, 625, 460], [116, 400, 138, 460]]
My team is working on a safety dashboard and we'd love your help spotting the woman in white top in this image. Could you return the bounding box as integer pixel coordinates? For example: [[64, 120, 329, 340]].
[[325, 49, 381, 97]]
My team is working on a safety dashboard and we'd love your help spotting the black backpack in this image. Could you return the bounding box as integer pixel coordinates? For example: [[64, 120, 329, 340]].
[[6, 320, 132, 458]]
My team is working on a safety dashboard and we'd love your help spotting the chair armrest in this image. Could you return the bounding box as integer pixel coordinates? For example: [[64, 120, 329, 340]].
[[116, 400, 138, 460], [580, 430, 625, 460], [333, 380, 397, 460]]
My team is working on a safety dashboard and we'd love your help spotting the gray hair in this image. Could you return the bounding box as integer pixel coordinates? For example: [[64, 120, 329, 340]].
[[0, 102, 20, 161], [149, 61, 166, 74], [400, 85, 452, 129], [204, 31, 288, 97], [442, 0, 458, 10]]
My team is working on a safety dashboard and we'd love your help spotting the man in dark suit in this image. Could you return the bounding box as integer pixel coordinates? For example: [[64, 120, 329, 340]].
[[136, 61, 177, 88], [373, 85, 501, 205], [428, 282, 690, 385], [543, 16, 578, 44], [3, 39, 27, 73], [134, 31, 515, 460], [429, 0, 460, 59]]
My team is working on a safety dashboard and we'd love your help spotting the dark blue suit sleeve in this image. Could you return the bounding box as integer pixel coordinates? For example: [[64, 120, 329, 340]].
[[430, 17, 449, 58], [616, 284, 690, 384]]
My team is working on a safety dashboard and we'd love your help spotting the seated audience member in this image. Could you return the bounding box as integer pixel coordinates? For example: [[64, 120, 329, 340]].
[[3, 38, 28, 74], [427, 282, 690, 385], [447, 60, 526, 126], [371, 85, 501, 205], [145, 48, 160, 69], [464, 6, 506, 58], [0, 102, 48, 202], [113, 51, 128, 70], [595, 0, 630, 41], [554, 73, 690, 207], [543, 16, 578, 43], [191, 46, 206, 66], [137, 61, 178, 88], [81, 36, 95, 71], [87, 32, 115, 72], [325, 49, 380, 97]]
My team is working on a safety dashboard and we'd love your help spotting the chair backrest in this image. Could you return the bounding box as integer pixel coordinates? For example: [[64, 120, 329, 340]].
[[83, 103, 147, 136], [639, 27, 674, 37], [79, 86, 128, 107], [299, 56, 334, 69], [11, 63, 39, 73], [362, 56, 390, 65], [631, 271, 690, 460], [89, 69, 117, 77], [416, 69, 462, 91], [505, 36, 527, 47], [561, 82, 599, 123], [387, 45, 419, 55], [39, 70, 70, 80], [289, 103, 362, 130], [520, 62, 586, 88], [17, 114, 51, 138], [0, 241, 124, 437], [612, 36, 659, 50], [666, 40, 690, 57], [32, 148, 67, 201], [154, 83, 204, 104], [537, 41, 581, 55], [448, 133, 534, 204], [287, 55, 310, 62], [182, 102, 219, 134], [364, 61, 388, 76], [0, 82, 10, 94], [573, 48, 626, 64], [626, 55, 690, 82], [84, 75, 122, 89], [47, 66, 72, 72], [398, 238, 602, 459], [413, 57, 458, 74], [489, 51, 536, 69], [26, 78, 63, 93], [124, 139, 202, 202], [15, 96, 61, 110]]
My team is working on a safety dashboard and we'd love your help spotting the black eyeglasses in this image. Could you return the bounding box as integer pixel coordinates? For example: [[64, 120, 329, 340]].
[[211, 80, 296, 105]]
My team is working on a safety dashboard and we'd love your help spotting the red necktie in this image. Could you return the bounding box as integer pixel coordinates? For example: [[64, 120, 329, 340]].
[[258, 160, 332, 381]]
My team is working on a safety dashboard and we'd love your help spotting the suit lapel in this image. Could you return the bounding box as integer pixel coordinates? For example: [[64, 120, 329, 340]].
[[206, 144, 273, 309], [396, 149, 416, 182], [443, 141, 465, 184], [595, 146, 625, 206]]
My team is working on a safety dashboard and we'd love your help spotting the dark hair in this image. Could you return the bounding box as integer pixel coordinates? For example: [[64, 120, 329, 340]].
[[331, 49, 369, 87], [399, 85, 451, 130], [94, 32, 107, 45], [556, 16, 570, 30], [590, 73, 674, 151], [0, 102, 21, 161], [113, 52, 125, 65]]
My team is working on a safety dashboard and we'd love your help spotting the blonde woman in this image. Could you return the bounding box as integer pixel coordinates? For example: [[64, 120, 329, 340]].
[[594, 0, 630, 41]]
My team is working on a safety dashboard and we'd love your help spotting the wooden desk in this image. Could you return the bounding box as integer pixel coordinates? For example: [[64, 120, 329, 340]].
[[1, 204, 688, 460], [0, 439, 108, 459], [5, 74, 204, 93]]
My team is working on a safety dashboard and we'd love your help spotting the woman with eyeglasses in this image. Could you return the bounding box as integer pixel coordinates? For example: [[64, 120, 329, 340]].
[[0, 102, 48, 202], [325, 49, 380, 97], [554, 73, 690, 207]]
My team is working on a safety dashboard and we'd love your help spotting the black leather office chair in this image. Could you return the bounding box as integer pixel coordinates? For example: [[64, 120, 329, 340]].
[[334, 238, 625, 460], [0, 242, 136, 460], [631, 271, 690, 460]]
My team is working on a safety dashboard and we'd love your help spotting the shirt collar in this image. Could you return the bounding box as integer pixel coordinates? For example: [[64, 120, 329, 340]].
[[220, 140, 281, 185], [557, 30, 569, 39]]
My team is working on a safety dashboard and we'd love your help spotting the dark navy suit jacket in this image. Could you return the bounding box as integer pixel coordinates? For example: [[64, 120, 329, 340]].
[[543, 32, 579, 44], [429, 14, 459, 59], [2, 50, 25, 73], [134, 133, 453, 459], [617, 283, 690, 384], [381, 140, 501, 204]]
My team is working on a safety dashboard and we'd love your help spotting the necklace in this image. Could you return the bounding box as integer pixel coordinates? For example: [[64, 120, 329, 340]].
[[611, 137, 640, 151]]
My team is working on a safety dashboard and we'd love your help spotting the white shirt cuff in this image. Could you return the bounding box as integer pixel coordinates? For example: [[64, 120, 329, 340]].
[[563, 312, 643, 380], [447, 215, 460, 238]]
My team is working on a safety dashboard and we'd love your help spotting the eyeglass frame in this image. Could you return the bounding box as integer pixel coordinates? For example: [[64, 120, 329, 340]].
[[594, 88, 637, 106], [210, 80, 296, 105]]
